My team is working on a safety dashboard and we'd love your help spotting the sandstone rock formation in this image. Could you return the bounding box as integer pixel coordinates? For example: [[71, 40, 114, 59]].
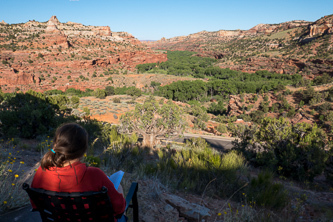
[[46, 16, 62, 34], [146, 14, 332, 76], [48, 16, 60, 25], [309, 15, 333, 37], [0, 68, 36, 88], [41, 15, 70, 49], [148, 20, 312, 47], [0, 16, 169, 93]]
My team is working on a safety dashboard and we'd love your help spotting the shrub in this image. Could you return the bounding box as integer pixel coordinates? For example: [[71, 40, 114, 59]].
[[191, 104, 210, 122], [246, 171, 288, 210], [313, 73, 333, 85], [234, 117, 328, 182], [151, 81, 161, 89], [70, 96, 80, 108], [318, 102, 331, 114], [92, 89, 106, 99], [2, 60, 9, 65], [217, 124, 228, 133], [105, 86, 115, 96], [250, 110, 264, 123], [83, 107, 90, 116], [143, 138, 248, 197], [84, 155, 101, 167], [207, 101, 226, 115], [48, 94, 70, 112], [287, 107, 295, 117], [126, 87, 142, 97], [275, 84, 286, 91], [0, 90, 58, 138], [112, 97, 121, 103]]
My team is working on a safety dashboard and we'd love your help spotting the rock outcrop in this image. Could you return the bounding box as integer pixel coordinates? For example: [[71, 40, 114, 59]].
[[0, 16, 169, 93], [147, 14, 333, 76], [309, 15, 333, 36], [46, 16, 62, 34], [48, 15, 60, 25], [0, 68, 36, 87], [42, 16, 70, 48], [162, 193, 211, 221], [148, 20, 312, 47]]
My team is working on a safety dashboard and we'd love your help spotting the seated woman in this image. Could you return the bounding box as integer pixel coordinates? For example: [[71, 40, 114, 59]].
[[31, 122, 126, 220]]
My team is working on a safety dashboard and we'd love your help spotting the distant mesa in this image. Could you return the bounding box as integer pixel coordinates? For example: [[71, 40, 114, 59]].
[[43, 15, 112, 37], [66, 21, 82, 26]]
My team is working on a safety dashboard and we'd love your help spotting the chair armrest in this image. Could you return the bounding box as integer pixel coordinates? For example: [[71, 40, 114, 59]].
[[125, 182, 139, 221], [125, 182, 138, 211]]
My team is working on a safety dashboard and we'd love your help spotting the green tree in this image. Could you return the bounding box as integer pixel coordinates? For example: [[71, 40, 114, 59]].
[[151, 81, 161, 90], [105, 86, 115, 96], [119, 96, 185, 148], [234, 117, 328, 181], [0, 90, 58, 138], [83, 107, 90, 116], [126, 87, 142, 97], [92, 89, 106, 99], [207, 101, 226, 115], [70, 96, 80, 108], [313, 73, 333, 85]]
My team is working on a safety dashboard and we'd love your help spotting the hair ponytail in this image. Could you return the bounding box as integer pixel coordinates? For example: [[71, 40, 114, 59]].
[[40, 123, 88, 170]]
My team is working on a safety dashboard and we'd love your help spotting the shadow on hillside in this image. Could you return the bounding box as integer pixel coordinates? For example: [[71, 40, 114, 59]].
[[181, 137, 234, 153], [0, 91, 101, 142], [103, 144, 248, 201], [292, 90, 304, 104]]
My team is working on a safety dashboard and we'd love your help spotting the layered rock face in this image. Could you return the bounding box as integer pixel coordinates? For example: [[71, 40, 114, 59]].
[[42, 16, 69, 49], [146, 14, 332, 75], [40, 15, 113, 38], [0, 70, 36, 87], [45, 16, 61, 33], [309, 15, 333, 36], [149, 20, 312, 46], [0, 16, 168, 92]]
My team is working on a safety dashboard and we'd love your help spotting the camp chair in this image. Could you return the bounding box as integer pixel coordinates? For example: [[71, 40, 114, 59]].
[[22, 182, 138, 222]]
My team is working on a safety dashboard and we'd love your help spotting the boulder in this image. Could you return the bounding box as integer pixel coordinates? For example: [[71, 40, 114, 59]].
[[162, 193, 210, 221]]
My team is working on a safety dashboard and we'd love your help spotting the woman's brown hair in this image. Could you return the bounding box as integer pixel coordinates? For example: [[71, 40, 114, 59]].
[[41, 123, 88, 170]]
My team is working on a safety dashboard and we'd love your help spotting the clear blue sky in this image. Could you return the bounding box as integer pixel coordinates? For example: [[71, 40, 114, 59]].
[[0, 0, 332, 40]]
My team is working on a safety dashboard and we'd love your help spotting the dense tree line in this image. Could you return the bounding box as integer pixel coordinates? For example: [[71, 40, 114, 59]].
[[156, 71, 301, 102], [43, 86, 142, 99], [136, 51, 216, 77], [136, 51, 302, 102]]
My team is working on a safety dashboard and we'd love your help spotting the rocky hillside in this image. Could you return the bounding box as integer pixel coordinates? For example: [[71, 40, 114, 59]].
[[0, 16, 168, 93], [146, 14, 333, 75]]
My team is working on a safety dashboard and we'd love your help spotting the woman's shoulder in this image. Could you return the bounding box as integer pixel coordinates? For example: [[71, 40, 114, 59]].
[[85, 166, 108, 177]]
